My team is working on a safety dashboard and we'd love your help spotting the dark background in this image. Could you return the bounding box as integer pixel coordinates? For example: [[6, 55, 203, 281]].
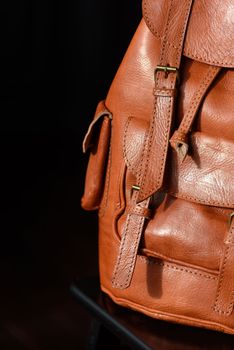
[[0, 1, 141, 349]]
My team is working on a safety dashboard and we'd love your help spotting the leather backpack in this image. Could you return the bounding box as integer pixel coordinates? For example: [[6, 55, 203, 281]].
[[81, 0, 234, 334]]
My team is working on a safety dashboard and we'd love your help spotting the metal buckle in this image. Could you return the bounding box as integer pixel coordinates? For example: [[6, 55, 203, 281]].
[[155, 65, 179, 83], [131, 185, 140, 197], [228, 212, 234, 227]]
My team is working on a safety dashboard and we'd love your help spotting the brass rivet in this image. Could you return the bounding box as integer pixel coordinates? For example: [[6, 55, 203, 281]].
[[132, 185, 140, 191], [228, 212, 234, 227]]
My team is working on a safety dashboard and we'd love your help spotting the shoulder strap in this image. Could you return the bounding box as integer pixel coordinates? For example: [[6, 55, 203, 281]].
[[137, 0, 194, 202], [112, 0, 194, 289]]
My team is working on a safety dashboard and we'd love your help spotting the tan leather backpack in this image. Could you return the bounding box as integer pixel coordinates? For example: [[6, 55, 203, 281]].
[[81, 0, 234, 334]]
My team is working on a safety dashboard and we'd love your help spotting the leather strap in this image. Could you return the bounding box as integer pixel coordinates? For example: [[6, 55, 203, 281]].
[[213, 218, 234, 316], [137, 0, 194, 203], [112, 192, 150, 289], [170, 65, 221, 161], [112, 0, 194, 289]]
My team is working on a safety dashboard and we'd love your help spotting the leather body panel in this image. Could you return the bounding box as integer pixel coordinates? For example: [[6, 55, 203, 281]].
[[83, 4, 234, 332]]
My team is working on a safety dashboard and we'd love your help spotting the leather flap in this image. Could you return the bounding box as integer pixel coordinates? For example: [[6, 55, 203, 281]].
[[81, 100, 112, 211], [143, 0, 234, 67], [82, 100, 112, 153], [124, 118, 234, 208], [169, 132, 234, 208]]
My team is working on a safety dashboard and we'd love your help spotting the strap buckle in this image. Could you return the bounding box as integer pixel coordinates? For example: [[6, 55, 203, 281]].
[[155, 65, 180, 83], [228, 212, 234, 227], [131, 184, 140, 197]]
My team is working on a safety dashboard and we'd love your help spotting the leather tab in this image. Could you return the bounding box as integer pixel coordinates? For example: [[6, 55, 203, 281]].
[[112, 194, 151, 289], [213, 221, 234, 316]]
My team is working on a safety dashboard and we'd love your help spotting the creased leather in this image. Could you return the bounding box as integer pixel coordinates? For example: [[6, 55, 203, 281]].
[[169, 132, 234, 208], [142, 195, 231, 272], [143, 0, 234, 67], [125, 125, 234, 209]]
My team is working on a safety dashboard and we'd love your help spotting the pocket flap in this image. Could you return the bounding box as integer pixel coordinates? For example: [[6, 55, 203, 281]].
[[143, 0, 234, 67], [83, 100, 112, 153], [81, 101, 112, 211], [169, 132, 234, 208], [124, 117, 234, 208]]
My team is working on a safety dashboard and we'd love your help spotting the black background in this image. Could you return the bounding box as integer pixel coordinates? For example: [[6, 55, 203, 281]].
[[0, 1, 141, 348], [1, 0, 141, 259]]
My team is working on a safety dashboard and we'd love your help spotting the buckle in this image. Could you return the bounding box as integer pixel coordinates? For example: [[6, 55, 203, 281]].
[[155, 65, 179, 83], [131, 185, 140, 197], [228, 212, 234, 227]]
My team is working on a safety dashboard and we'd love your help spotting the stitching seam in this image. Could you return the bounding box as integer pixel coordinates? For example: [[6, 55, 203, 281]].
[[112, 207, 132, 287], [99, 131, 112, 217], [142, 0, 179, 49], [184, 50, 233, 66], [170, 191, 234, 208], [143, 1, 232, 66], [139, 256, 217, 280], [123, 215, 145, 287], [213, 225, 234, 315], [139, 0, 174, 197], [179, 66, 219, 134], [123, 117, 134, 171], [140, 0, 193, 198]]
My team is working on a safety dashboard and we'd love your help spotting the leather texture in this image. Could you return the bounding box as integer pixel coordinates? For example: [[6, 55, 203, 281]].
[[143, 0, 234, 67], [81, 0, 234, 334]]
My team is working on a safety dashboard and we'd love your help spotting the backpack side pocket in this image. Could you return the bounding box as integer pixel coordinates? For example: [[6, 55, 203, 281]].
[[81, 101, 112, 211]]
